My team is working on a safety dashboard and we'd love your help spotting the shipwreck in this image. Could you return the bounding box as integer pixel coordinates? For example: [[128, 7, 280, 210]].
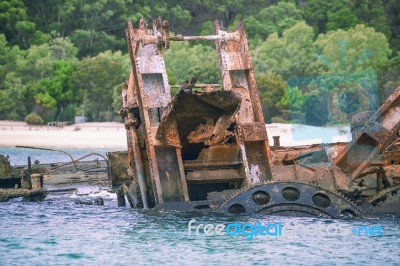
[[107, 17, 400, 218], [2, 18, 399, 218]]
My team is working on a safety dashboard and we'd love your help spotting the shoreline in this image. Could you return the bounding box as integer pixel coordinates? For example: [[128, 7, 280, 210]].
[[0, 120, 352, 149], [0, 121, 127, 149]]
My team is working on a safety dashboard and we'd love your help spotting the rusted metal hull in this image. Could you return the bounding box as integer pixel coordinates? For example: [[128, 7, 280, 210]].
[[115, 17, 400, 217], [157, 90, 241, 148]]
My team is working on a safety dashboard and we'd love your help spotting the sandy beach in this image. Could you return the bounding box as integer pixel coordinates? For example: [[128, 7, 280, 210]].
[[0, 121, 127, 149], [0, 120, 352, 149]]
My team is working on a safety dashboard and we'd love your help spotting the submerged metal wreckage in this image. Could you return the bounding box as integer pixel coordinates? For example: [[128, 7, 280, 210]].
[[0, 155, 47, 202], [110, 18, 400, 218]]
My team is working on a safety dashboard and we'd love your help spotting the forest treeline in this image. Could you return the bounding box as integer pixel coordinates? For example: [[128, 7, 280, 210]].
[[1, 0, 399, 125]]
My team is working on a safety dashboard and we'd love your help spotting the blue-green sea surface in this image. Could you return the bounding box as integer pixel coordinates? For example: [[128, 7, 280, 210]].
[[0, 148, 399, 265], [0, 193, 399, 265], [0, 146, 123, 166]]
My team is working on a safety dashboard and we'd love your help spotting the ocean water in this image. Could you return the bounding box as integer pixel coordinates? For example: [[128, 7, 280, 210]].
[[0, 146, 124, 166], [0, 148, 399, 265], [0, 194, 399, 265]]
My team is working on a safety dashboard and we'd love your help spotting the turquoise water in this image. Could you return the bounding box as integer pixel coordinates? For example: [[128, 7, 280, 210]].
[[0, 148, 399, 265], [1, 194, 399, 265]]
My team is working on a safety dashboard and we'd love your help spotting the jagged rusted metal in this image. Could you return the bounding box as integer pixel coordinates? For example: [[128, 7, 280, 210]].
[[115, 17, 400, 216]]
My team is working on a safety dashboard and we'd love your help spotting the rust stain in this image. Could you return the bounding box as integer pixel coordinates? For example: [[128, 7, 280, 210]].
[[113, 17, 400, 215]]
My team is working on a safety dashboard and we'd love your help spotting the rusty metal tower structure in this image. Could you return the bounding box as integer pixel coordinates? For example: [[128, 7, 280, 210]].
[[114, 18, 400, 217]]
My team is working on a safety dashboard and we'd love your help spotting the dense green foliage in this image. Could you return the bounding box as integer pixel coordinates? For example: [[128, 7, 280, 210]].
[[0, 0, 399, 125]]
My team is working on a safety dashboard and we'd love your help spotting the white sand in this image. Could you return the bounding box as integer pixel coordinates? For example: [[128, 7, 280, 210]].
[[0, 121, 127, 149], [0, 121, 351, 149]]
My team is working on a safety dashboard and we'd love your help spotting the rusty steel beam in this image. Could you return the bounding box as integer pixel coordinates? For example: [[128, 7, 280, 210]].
[[125, 19, 190, 205], [113, 18, 400, 214], [125, 21, 164, 204], [213, 20, 273, 186], [334, 86, 400, 181], [126, 113, 149, 209], [170, 84, 221, 88], [170, 32, 240, 43], [170, 35, 221, 41]]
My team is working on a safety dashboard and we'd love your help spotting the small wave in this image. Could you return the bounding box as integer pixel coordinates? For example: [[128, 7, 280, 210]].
[[69, 188, 117, 200]]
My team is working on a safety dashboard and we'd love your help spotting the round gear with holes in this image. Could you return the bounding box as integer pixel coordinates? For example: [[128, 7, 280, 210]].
[[218, 181, 365, 218]]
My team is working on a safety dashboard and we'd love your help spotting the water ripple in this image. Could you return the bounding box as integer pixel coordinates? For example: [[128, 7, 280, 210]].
[[0, 196, 399, 265]]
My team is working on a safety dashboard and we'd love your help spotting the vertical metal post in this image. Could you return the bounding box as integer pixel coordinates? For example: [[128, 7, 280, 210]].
[[273, 136, 281, 147], [116, 186, 126, 207], [31, 174, 43, 189]]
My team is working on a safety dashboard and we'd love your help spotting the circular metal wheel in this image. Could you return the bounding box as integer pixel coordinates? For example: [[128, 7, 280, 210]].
[[218, 181, 365, 218]]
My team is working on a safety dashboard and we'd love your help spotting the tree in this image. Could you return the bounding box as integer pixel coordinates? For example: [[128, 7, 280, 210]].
[[303, 0, 354, 33], [257, 72, 287, 123], [326, 7, 359, 31], [72, 50, 130, 121], [0, 0, 49, 48], [241, 2, 304, 40], [252, 21, 323, 80], [385, 0, 400, 52], [164, 41, 220, 84], [302, 24, 391, 125], [378, 52, 400, 101], [0, 34, 31, 120], [315, 24, 391, 72], [276, 86, 307, 123], [0, 34, 24, 89], [352, 0, 391, 37], [35, 60, 77, 120], [0, 72, 29, 120], [0, 0, 399, 126], [14, 36, 79, 121], [171, 0, 267, 28]]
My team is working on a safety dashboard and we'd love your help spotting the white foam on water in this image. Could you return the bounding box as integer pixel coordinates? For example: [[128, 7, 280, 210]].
[[88, 190, 117, 200], [69, 187, 117, 200]]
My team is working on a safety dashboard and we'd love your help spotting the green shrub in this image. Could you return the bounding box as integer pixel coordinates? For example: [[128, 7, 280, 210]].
[[24, 113, 44, 125]]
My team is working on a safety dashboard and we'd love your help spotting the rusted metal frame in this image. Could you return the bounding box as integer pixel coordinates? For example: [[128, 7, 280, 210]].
[[238, 144, 252, 187], [238, 123, 268, 141], [213, 21, 252, 187], [170, 31, 240, 42], [137, 24, 242, 48], [293, 163, 298, 181], [123, 72, 136, 177], [123, 72, 143, 203], [237, 25, 273, 180], [349, 147, 381, 182], [334, 86, 400, 181], [246, 71, 273, 179], [126, 22, 164, 204], [144, 38, 189, 202], [124, 30, 149, 208], [126, 115, 149, 209], [170, 35, 220, 41], [127, 21, 190, 204], [170, 84, 221, 88], [167, 114, 189, 200], [366, 183, 400, 204], [213, 21, 273, 183], [213, 21, 234, 92], [213, 23, 255, 186], [328, 167, 338, 191], [16, 145, 78, 172], [185, 169, 242, 183], [175, 148, 190, 201]]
